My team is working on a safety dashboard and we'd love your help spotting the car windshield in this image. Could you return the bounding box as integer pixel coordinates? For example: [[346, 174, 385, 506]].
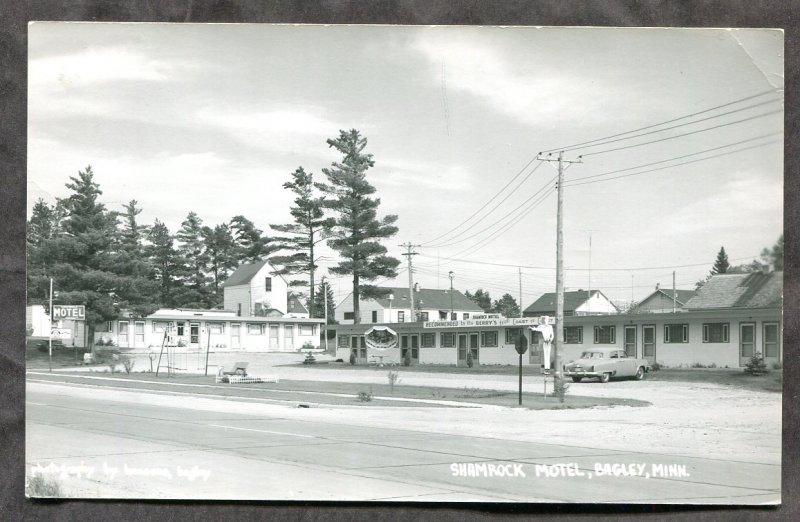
[[580, 351, 604, 359]]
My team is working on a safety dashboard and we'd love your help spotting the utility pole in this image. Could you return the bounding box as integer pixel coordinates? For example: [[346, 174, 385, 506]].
[[448, 271, 455, 317], [672, 271, 677, 313], [518, 267, 523, 317], [322, 275, 330, 353], [537, 151, 582, 383], [48, 277, 53, 372], [400, 243, 421, 321]]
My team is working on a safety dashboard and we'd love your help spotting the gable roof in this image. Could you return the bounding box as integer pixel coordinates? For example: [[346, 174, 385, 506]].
[[354, 287, 484, 312], [287, 294, 309, 314], [639, 288, 697, 307], [220, 260, 270, 288], [684, 272, 783, 310], [524, 290, 610, 314]]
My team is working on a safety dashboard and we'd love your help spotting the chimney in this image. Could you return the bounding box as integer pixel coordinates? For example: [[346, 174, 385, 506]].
[[414, 282, 420, 292], [761, 263, 770, 275], [655, 283, 660, 291]]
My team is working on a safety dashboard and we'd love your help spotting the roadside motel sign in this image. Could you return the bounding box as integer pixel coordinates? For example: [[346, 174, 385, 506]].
[[53, 305, 86, 321], [51, 328, 72, 339]]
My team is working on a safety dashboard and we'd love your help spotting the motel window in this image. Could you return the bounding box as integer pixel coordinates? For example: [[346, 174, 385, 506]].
[[440, 332, 456, 348], [338, 335, 349, 348], [265, 277, 272, 291], [763, 323, 780, 358], [398, 311, 405, 323], [463, 313, 470, 320], [371, 311, 378, 323], [439, 311, 447, 319], [505, 328, 521, 344], [152, 321, 169, 333], [421, 333, 436, 348], [594, 325, 616, 344], [664, 324, 688, 343], [208, 322, 224, 334], [247, 323, 265, 335], [564, 326, 583, 344], [176, 322, 185, 336], [420, 312, 429, 322], [450, 312, 457, 320], [480, 331, 498, 347], [344, 312, 355, 321], [299, 324, 314, 336], [98, 321, 113, 333], [702, 323, 729, 343], [237, 303, 242, 316]]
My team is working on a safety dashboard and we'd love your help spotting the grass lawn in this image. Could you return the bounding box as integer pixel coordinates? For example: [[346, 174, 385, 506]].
[[25, 346, 92, 369], [26, 371, 649, 410], [284, 361, 784, 393]]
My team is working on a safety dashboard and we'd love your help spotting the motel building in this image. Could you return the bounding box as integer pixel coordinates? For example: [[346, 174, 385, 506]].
[[329, 271, 783, 369], [91, 260, 324, 353]]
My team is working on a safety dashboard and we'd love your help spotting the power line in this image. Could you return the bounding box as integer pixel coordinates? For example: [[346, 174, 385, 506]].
[[422, 161, 544, 247], [578, 109, 781, 157], [429, 173, 556, 249], [420, 156, 539, 246], [558, 97, 781, 154], [565, 139, 780, 188], [561, 132, 781, 186], [418, 253, 760, 271], [540, 88, 781, 154]]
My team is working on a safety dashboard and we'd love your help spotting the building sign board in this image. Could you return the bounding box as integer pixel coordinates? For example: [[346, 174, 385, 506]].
[[53, 305, 86, 321], [423, 317, 542, 329], [51, 328, 72, 339]]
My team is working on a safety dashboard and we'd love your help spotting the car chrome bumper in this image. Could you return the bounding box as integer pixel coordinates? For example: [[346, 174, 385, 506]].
[[563, 369, 604, 378]]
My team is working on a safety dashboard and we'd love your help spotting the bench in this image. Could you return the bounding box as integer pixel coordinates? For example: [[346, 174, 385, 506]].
[[218, 362, 249, 377]]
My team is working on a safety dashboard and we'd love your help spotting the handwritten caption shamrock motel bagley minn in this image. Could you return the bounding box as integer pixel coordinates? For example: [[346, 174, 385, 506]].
[[450, 462, 690, 479]]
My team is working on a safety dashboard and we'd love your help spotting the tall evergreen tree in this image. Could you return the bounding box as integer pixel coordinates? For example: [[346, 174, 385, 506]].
[[492, 293, 520, 318], [42, 166, 127, 341], [147, 220, 181, 307], [308, 279, 337, 325], [318, 130, 400, 324], [175, 212, 212, 307], [202, 223, 237, 306], [270, 167, 334, 312], [230, 215, 275, 264], [111, 200, 159, 317], [466, 288, 493, 312], [711, 246, 730, 275]]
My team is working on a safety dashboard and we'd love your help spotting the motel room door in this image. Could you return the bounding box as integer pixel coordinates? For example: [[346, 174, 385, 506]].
[[762, 322, 781, 367], [230, 324, 241, 350], [189, 322, 200, 349], [457, 334, 467, 365], [527, 330, 542, 366], [624, 325, 637, 358], [739, 322, 756, 367], [401, 334, 419, 364], [642, 325, 656, 365]]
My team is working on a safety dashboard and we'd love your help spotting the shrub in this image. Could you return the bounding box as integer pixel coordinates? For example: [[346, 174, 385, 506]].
[[466, 350, 474, 368], [744, 353, 768, 375], [357, 388, 373, 402], [349, 351, 356, 365], [27, 474, 62, 497], [120, 355, 135, 374], [403, 350, 411, 367], [772, 361, 783, 370], [301, 341, 315, 350], [387, 370, 401, 393], [553, 376, 570, 403], [651, 362, 662, 372]]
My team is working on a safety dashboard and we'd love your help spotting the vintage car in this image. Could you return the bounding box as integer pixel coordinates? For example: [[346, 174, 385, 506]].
[[563, 347, 651, 383]]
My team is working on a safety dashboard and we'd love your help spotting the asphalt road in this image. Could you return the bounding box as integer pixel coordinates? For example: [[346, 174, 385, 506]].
[[26, 380, 780, 503]]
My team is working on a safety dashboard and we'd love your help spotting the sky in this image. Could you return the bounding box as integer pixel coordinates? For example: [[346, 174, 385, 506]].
[[27, 23, 784, 308]]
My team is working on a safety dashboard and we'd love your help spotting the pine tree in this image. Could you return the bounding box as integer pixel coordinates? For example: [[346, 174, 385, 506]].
[[467, 289, 493, 312], [111, 200, 159, 317], [147, 220, 181, 307], [318, 130, 400, 324], [202, 223, 237, 306], [492, 293, 520, 318], [175, 212, 212, 307], [308, 280, 337, 324], [270, 167, 334, 311], [710, 246, 730, 275], [230, 215, 275, 264]]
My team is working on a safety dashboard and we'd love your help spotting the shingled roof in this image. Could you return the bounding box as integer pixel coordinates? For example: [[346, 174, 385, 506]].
[[367, 287, 483, 312], [220, 260, 270, 288], [524, 290, 612, 315], [684, 272, 783, 310]]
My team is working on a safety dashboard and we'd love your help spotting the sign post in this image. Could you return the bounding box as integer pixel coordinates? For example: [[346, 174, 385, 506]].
[[514, 333, 528, 406]]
